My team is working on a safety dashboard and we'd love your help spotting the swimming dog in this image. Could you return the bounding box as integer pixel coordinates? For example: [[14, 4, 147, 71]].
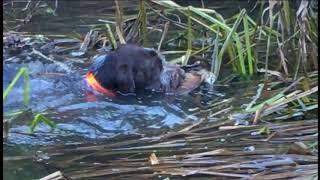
[[85, 44, 214, 97], [85, 44, 165, 97]]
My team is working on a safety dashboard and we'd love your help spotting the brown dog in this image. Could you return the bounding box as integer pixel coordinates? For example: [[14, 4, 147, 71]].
[[89, 44, 164, 94], [86, 44, 211, 97]]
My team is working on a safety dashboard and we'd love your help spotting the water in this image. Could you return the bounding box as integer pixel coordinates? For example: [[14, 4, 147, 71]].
[[3, 1, 255, 179], [4, 60, 202, 144], [4, 58, 234, 180]]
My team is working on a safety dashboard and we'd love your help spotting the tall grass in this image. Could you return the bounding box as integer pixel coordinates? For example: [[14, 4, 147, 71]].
[[139, 0, 147, 46], [133, 0, 318, 81]]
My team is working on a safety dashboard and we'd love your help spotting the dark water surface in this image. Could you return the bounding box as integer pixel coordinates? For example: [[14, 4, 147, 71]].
[[3, 1, 255, 179]]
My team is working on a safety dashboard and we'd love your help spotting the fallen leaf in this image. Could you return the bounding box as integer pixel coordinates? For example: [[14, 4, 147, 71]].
[[149, 153, 160, 165]]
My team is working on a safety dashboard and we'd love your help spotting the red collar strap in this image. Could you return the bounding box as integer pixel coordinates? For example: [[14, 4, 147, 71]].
[[85, 71, 116, 98]]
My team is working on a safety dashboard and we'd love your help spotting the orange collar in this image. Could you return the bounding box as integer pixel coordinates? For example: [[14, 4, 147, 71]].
[[85, 71, 116, 98]]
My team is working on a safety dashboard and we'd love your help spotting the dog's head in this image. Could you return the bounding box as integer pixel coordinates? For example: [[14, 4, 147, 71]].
[[90, 44, 164, 94], [133, 47, 164, 89]]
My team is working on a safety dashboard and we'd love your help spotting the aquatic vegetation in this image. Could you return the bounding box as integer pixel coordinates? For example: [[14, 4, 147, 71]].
[[3, 67, 29, 109], [105, 24, 117, 49], [30, 113, 56, 133], [125, 0, 318, 81], [3, 67, 56, 134]]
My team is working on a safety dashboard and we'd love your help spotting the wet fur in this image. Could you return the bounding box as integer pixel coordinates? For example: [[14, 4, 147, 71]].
[[93, 44, 163, 93]]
